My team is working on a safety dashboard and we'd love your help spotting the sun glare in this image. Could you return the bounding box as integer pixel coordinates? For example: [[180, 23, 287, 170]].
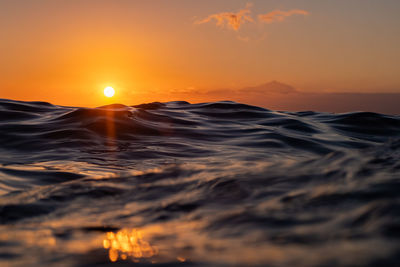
[[104, 87, 115, 97]]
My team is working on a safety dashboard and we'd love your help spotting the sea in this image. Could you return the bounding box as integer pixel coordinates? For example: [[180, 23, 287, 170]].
[[0, 98, 399, 266]]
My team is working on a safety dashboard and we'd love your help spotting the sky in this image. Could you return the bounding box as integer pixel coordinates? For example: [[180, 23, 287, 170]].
[[0, 0, 400, 107]]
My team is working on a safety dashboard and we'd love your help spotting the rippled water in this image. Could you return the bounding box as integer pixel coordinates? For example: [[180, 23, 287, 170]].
[[0, 98, 399, 266]]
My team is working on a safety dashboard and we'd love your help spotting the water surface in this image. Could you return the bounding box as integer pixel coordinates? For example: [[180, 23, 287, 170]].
[[0, 98, 399, 266]]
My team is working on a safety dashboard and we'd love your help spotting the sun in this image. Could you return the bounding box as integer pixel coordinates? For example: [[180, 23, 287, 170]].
[[104, 86, 115, 97]]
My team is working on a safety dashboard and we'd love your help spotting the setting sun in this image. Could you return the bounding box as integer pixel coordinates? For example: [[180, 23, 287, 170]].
[[104, 87, 115, 98]]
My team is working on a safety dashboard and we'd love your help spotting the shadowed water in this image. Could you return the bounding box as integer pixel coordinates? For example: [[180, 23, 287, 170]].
[[0, 98, 399, 266]]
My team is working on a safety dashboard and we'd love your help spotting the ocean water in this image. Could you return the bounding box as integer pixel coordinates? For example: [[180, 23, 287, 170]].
[[0, 98, 399, 266]]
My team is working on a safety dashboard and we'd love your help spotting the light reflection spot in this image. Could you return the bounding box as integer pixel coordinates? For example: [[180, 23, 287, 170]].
[[103, 228, 157, 262]]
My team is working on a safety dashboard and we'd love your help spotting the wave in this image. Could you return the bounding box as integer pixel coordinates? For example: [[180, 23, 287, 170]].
[[0, 98, 399, 266]]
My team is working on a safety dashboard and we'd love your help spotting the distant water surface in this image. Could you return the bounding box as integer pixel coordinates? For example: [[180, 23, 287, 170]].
[[0, 98, 399, 266]]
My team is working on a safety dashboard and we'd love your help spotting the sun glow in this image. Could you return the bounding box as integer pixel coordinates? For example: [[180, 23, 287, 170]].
[[104, 87, 115, 97]]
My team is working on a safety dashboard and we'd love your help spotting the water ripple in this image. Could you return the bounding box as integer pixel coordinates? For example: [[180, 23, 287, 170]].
[[0, 98, 399, 266]]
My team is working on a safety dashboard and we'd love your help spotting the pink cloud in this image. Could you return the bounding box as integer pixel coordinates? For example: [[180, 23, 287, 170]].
[[258, 9, 309, 23], [195, 3, 254, 31]]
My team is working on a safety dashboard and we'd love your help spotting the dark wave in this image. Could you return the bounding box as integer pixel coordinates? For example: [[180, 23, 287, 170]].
[[0, 98, 399, 266]]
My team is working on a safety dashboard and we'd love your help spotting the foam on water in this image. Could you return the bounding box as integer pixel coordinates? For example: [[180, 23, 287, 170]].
[[0, 98, 399, 266]]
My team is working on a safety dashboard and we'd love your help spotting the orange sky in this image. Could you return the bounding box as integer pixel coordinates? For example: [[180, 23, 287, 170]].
[[1, 0, 400, 107]]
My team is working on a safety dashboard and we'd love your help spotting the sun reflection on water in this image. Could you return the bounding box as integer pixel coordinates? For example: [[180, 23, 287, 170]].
[[103, 228, 158, 262]]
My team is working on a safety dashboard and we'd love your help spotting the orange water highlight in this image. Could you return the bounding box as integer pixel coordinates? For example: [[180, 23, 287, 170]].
[[103, 229, 158, 262]]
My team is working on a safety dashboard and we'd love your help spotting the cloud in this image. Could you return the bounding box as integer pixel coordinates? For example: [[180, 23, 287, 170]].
[[195, 3, 254, 31], [258, 9, 309, 24], [195, 5, 310, 40]]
